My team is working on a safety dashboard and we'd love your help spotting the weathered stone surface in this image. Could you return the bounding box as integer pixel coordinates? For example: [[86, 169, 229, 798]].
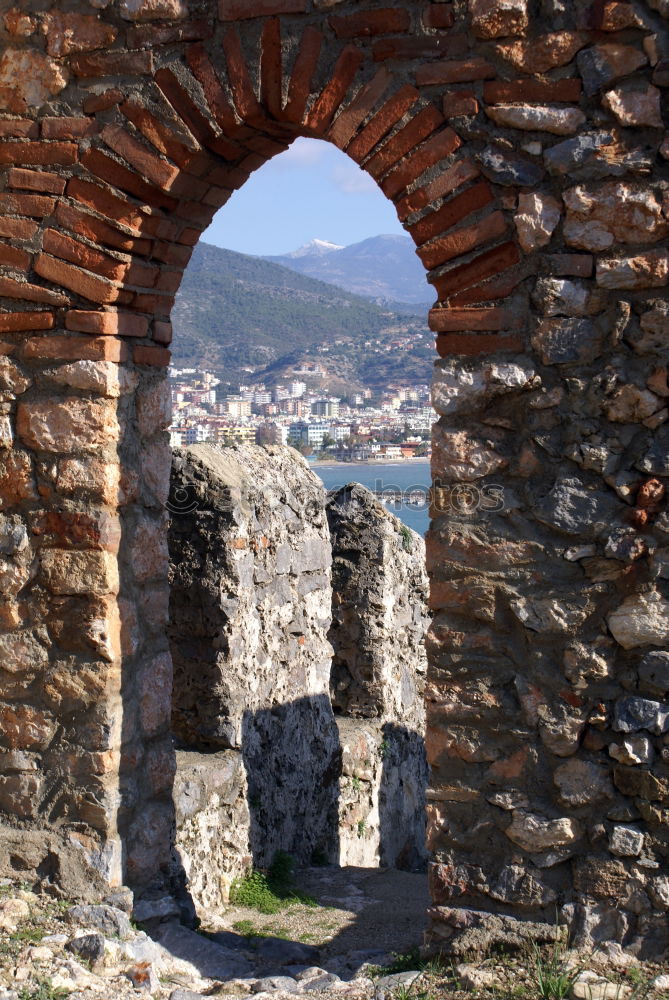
[[495, 32, 588, 73], [531, 318, 604, 364], [639, 651, 669, 695], [119, 0, 187, 19], [609, 736, 653, 765], [17, 399, 119, 454], [605, 385, 661, 423], [0, 48, 68, 112], [553, 760, 613, 807], [613, 764, 668, 801], [427, 905, 564, 955], [478, 145, 545, 186], [505, 811, 582, 852], [608, 825, 644, 857], [486, 105, 585, 135], [563, 183, 669, 251], [607, 591, 669, 649], [432, 359, 539, 416], [514, 192, 561, 252], [536, 478, 618, 536], [596, 252, 669, 290], [577, 44, 648, 95], [602, 83, 664, 128], [613, 696, 669, 735], [469, 0, 528, 38], [43, 11, 117, 56], [532, 278, 604, 317], [544, 131, 655, 179], [432, 426, 506, 481]]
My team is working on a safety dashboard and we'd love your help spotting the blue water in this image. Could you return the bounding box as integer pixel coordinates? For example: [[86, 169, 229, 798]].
[[314, 461, 430, 535]]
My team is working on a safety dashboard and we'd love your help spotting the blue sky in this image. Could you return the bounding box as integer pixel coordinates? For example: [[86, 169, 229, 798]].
[[202, 137, 407, 256]]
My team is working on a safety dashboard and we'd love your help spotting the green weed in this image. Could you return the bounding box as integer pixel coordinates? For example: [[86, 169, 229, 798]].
[[229, 851, 317, 914], [529, 942, 584, 1000], [18, 980, 69, 1000], [399, 525, 413, 552]]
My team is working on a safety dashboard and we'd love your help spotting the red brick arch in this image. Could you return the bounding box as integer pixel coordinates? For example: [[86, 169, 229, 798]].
[[1, 0, 668, 958]]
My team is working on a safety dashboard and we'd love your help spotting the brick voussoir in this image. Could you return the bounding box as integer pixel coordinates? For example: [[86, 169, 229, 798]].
[[364, 105, 445, 179], [34, 253, 125, 305], [429, 306, 524, 332], [432, 241, 522, 299]]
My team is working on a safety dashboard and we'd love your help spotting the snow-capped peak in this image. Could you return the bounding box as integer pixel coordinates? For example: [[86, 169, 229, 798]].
[[287, 239, 344, 258]]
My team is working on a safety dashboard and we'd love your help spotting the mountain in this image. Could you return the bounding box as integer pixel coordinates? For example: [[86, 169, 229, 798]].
[[266, 234, 432, 307], [171, 241, 433, 391]]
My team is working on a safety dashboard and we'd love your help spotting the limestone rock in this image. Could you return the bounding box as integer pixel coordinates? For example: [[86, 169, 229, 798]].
[[609, 736, 653, 765], [455, 964, 499, 991], [571, 975, 629, 1000], [65, 904, 133, 940], [532, 278, 605, 317], [0, 48, 68, 112], [431, 359, 539, 416], [577, 44, 648, 95], [553, 760, 613, 807], [514, 193, 561, 251], [639, 651, 669, 695], [431, 426, 506, 481], [119, 0, 187, 19], [596, 251, 669, 289], [478, 145, 545, 186], [42, 11, 117, 55], [602, 83, 664, 128], [605, 385, 661, 422], [613, 696, 669, 735], [609, 825, 644, 857], [531, 318, 604, 364], [427, 905, 564, 955], [505, 811, 582, 852], [469, 0, 528, 38], [536, 478, 618, 535], [495, 32, 588, 73], [563, 183, 669, 251], [486, 105, 586, 135], [544, 130, 655, 179], [607, 591, 669, 649]]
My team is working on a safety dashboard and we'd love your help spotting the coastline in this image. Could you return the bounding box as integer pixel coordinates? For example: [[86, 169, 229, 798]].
[[310, 456, 430, 468]]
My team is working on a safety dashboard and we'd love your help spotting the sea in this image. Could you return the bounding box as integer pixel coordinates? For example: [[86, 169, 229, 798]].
[[313, 460, 430, 535]]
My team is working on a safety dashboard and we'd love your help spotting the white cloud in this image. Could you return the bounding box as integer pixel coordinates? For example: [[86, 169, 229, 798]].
[[272, 137, 328, 170], [331, 161, 377, 195]]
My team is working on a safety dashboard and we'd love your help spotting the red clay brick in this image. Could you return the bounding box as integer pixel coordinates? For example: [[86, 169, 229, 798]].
[[70, 50, 153, 78], [101, 124, 181, 192], [0, 244, 31, 271], [66, 309, 149, 337], [0, 311, 55, 334], [435, 333, 523, 356], [126, 19, 212, 49], [154, 269, 183, 293], [329, 9, 410, 39], [151, 242, 193, 267], [219, 0, 305, 17], [42, 229, 127, 283], [366, 105, 444, 178], [129, 290, 175, 314], [0, 142, 78, 166], [416, 58, 496, 86], [186, 44, 241, 136], [34, 253, 123, 305], [223, 27, 265, 125], [284, 27, 324, 125], [346, 84, 420, 161], [418, 212, 508, 270], [443, 91, 479, 118], [22, 334, 127, 362], [381, 127, 460, 200], [306, 45, 364, 134], [0, 217, 38, 241], [429, 305, 522, 332], [82, 89, 124, 114], [0, 119, 38, 139], [154, 67, 242, 160], [56, 191, 146, 246], [242, 134, 288, 157], [483, 78, 582, 103], [133, 344, 171, 366], [327, 66, 392, 150], [41, 117, 96, 140], [260, 18, 283, 120], [153, 321, 173, 345], [81, 149, 179, 212], [409, 181, 494, 246], [0, 275, 69, 306], [449, 267, 527, 306], [432, 242, 521, 299], [373, 34, 468, 61], [396, 158, 480, 219], [546, 253, 593, 277], [424, 4, 455, 29], [120, 102, 207, 175], [0, 193, 55, 218], [7, 168, 66, 195]]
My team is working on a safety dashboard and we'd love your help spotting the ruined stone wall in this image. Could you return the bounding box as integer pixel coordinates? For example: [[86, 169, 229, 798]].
[[169, 442, 339, 895], [0, 0, 667, 956], [169, 452, 429, 909]]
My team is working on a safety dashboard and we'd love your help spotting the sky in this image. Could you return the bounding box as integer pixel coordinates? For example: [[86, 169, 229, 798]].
[[202, 137, 407, 256]]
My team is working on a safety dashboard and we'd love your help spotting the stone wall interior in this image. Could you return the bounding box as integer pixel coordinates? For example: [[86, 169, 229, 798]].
[[0, 0, 667, 958]]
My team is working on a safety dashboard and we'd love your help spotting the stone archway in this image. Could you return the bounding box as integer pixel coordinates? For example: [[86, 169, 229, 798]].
[[0, 0, 668, 957]]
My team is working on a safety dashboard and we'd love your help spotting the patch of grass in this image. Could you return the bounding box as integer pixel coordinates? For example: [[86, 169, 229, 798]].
[[529, 942, 584, 1000], [18, 980, 69, 1000], [356, 819, 367, 838], [379, 739, 390, 760], [229, 851, 317, 915], [399, 524, 413, 552], [351, 776, 362, 793]]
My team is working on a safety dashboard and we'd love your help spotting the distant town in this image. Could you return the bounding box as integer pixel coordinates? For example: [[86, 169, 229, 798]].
[[169, 365, 433, 464]]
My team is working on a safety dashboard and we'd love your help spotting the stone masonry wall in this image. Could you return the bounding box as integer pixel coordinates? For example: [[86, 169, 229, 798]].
[[0, 0, 667, 956], [169, 452, 429, 910], [169, 442, 339, 899]]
